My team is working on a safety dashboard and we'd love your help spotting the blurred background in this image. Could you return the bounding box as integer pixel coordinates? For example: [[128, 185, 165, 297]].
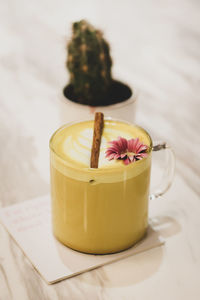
[[0, 0, 199, 204]]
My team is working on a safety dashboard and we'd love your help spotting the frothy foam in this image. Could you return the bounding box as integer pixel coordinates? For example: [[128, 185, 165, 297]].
[[50, 120, 151, 169]]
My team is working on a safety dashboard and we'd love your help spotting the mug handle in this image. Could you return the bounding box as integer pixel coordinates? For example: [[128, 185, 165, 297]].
[[149, 142, 175, 200]]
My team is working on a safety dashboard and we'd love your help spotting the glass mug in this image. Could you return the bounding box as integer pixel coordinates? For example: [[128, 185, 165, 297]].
[[50, 118, 175, 254]]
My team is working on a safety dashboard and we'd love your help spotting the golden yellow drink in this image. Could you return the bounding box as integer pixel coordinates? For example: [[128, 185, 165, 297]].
[[50, 119, 152, 254]]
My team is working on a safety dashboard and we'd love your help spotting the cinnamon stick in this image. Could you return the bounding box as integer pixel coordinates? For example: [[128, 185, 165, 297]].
[[90, 112, 104, 168]]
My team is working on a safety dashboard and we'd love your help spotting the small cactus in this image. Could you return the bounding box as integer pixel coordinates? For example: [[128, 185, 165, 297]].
[[66, 20, 113, 106]]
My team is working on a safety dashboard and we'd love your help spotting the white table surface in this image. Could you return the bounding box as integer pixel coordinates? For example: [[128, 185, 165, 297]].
[[0, 0, 200, 299]]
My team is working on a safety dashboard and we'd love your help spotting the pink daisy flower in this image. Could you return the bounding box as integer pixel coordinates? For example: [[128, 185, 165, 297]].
[[105, 136, 149, 165]]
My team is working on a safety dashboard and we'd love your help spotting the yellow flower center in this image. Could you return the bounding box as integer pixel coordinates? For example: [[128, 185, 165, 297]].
[[126, 151, 136, 156]]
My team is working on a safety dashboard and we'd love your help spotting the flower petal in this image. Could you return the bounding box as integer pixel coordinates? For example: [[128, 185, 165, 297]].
[[106, 153, 115, 160], [129, 155, 134, 162], [106, 147, 118, 153], [117, 136, 127, 152], [135, 140, 145, 153], [139, 152, 148, 158], [123, 157, 131, 165], [114, 153, 120, 159], [127, 139, 134, 152], [136, 144, 148, 153]]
